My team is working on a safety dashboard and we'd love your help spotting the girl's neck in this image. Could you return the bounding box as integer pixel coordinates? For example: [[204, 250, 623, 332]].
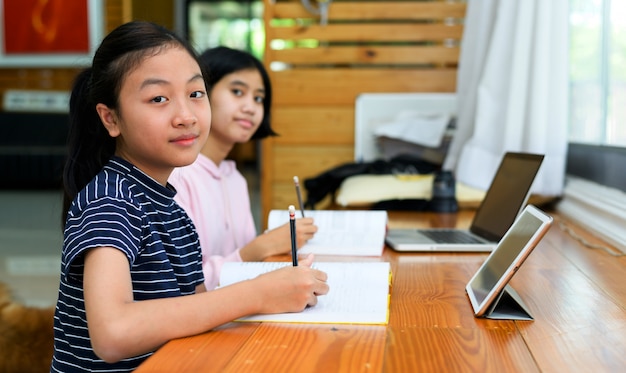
[[114, 153, 172, 186], [201, 136, 234, 166]]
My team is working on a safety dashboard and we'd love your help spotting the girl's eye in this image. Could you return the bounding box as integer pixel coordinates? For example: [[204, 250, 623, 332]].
[[231, 88, 243, 97], [191, 91, 206, 99], [254, 96, 264, 104], [151, 96, 167, 103]]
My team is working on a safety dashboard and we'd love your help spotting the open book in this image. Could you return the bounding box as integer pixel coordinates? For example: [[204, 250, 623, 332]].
[[267, 209, 388, 256], [219, 261, 391, 324]]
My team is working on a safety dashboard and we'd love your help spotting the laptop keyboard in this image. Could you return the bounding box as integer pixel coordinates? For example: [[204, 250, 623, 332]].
[[420, 229, 486, 244]]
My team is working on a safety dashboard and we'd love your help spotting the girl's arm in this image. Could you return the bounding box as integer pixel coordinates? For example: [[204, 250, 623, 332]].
[[239, 218, 318, 261], [83, 248, 327, 363]]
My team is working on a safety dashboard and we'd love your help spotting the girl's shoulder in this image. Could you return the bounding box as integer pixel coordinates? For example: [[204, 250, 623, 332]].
[[69, 159, 146, 217], [89, 164, 136, 200], [70, 167, 140, 218]]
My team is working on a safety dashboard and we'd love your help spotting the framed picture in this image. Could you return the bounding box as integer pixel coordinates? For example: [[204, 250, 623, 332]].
[[0, 0, 103, 67]]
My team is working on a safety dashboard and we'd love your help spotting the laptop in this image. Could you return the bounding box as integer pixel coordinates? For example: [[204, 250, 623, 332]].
[[465, 204, 553, 320], [385, 152, 544, 252]]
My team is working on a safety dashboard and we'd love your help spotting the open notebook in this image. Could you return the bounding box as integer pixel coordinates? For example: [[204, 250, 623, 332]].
[[219, 261, 391, 324], [385, 152, 544, 252], [267, 209, 388, 256]]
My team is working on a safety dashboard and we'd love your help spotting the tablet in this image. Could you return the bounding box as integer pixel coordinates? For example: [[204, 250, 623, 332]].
[[465, 204, 553, 318]]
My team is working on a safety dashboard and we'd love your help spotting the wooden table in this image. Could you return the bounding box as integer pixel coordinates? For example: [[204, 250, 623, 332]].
[[136, 210, 626, 372]]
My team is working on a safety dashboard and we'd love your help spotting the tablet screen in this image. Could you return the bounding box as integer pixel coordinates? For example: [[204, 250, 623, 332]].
[[466, 205, 552, 315]]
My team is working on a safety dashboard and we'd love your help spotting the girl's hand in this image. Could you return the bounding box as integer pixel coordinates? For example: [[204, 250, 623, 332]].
[[277, 217, 317, 248], [240, 218, 318, 261], [254, 254, 329, 313]]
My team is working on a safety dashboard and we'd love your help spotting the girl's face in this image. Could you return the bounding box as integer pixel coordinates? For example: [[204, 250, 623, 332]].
[[97, 46, 211, 184], [208, 68, 264, 146]]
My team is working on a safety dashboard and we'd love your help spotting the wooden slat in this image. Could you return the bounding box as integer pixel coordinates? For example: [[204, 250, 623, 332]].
[[265, 143, 353, 217], [267, 144, 353, 216], [270, 183, 295, 215], [136, 323, 259, 373], [272, 106, 354, 144], [272, 144, 354, 183], [272, 1, 467, 20], [0, 69, 80, 102], [384, 327, 540, 373], [0, 69, 80, 88], [268, 24, 463, 43], [388, 254, 486, 328], [270, 69, 457, 105], [269, 45, 460, 65], [221, 324, 386, 373], [106, 0, 127, 32], [513, 223, 626, 371]]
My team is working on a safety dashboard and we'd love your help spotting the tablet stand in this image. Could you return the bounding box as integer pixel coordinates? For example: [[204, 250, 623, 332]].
[[483, 284, 533, 321]]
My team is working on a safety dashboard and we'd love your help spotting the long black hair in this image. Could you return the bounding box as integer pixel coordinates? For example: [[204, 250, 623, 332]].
[[62, 21, 207, 224], [199, 46, 277, 140]]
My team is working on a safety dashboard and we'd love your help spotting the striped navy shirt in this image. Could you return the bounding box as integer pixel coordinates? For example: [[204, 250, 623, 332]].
[[51, 157, 204, 373]]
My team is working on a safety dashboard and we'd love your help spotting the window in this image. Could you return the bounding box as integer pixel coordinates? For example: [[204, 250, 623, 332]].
[[564, 0, 626, 254], [569, 0, 626, 146], [185, 0, 264, 60]]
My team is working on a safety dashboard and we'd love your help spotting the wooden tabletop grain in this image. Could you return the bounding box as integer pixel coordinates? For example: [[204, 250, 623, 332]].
[[135, 210, 626, 373]]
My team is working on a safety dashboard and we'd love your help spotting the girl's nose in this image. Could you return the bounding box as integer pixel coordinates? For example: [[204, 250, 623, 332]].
[[174, 101, 198, 126], [241, 97, 257, 115]]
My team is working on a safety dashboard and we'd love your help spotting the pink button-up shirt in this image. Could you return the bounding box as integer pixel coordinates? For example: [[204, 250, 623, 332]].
[[169, 154, 256, 290]]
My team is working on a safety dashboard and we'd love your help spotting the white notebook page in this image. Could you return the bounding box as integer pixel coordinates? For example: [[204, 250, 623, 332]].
[[267, 210, 388, 256], [218, 261, 391, 324]]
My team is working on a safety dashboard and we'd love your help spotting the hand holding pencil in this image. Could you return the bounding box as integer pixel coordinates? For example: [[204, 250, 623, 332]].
[[244, 215, 317, 261]]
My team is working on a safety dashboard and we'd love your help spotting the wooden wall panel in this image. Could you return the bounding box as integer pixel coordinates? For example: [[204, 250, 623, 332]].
[[271, 183, 335, 213], [272, 106, 354, 144], [273, 46, 460, 65], [131, 0, 175, 30], [269, 24, 463, 41], [268, 144, 355, 213], [272, 144, 354, 183], [261, 0, 466, 223], [271, 2, 467, 19], [106, 0, 129, 32], [271, 69, 458, 105]]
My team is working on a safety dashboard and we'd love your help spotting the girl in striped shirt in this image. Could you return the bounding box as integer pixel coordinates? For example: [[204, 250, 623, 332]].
[[51, 21, 328, 373]]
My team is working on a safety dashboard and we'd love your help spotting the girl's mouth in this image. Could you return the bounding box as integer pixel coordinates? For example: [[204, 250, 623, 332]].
[[172, 134, 198, 146]]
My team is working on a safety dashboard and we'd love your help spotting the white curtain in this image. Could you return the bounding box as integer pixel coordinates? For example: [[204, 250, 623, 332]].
[[443, 0, 569, 196]]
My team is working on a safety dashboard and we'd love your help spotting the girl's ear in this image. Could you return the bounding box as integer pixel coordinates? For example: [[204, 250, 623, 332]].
[[96, 103, 121, 137]]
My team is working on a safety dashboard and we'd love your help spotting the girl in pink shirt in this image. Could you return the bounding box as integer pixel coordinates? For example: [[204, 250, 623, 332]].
[[170, 47, 317, 289]]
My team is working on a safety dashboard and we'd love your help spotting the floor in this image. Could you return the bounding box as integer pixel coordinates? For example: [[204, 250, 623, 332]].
[[0, 189, 64, 307], [0, 164, 261, 308]]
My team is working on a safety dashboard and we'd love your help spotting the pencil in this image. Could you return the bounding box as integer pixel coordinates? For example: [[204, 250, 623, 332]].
[[293, 176, 305, 218], [289, 205, 298, 266]]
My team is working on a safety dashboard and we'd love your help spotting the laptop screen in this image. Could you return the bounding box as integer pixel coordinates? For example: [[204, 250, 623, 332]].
[[469, 153, 544, 242]]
